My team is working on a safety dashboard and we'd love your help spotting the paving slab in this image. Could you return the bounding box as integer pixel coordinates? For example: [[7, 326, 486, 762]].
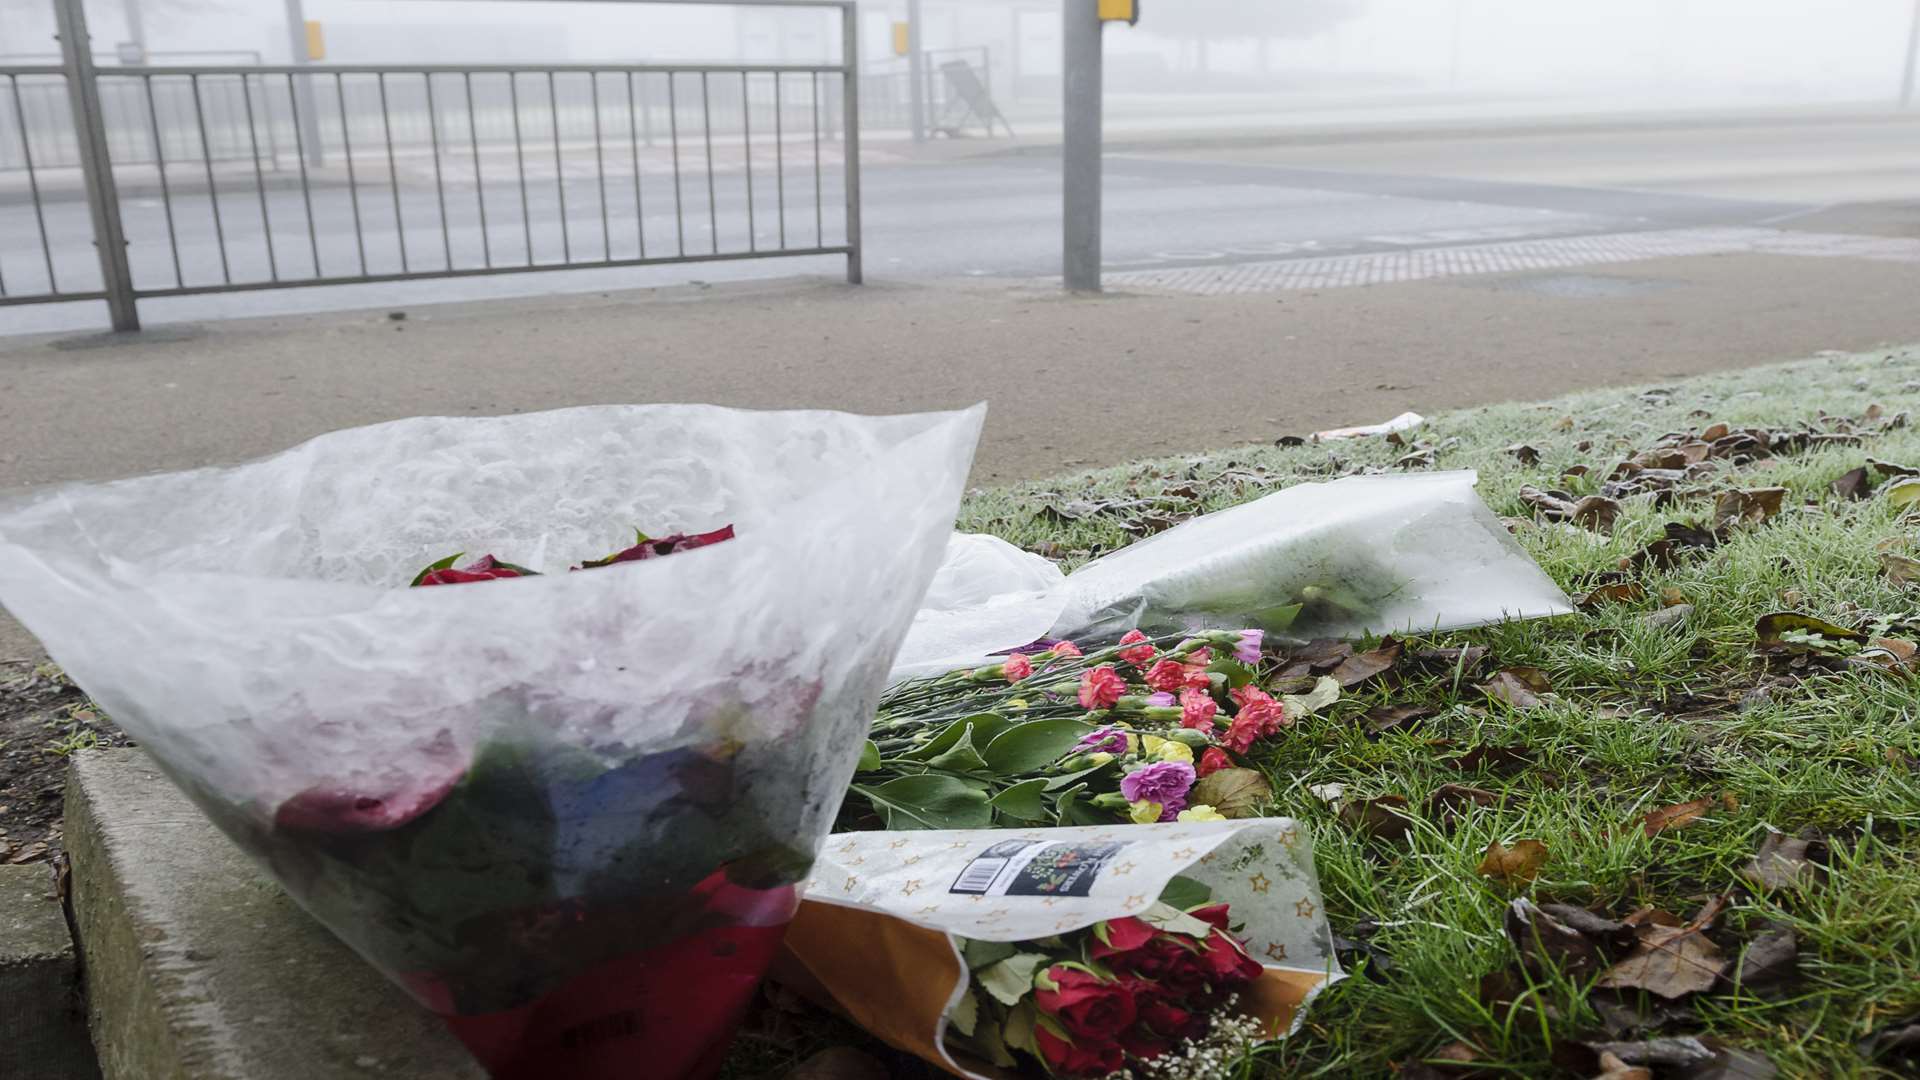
[[0, 862, 99, 1079], [63, 749, 482, 1080]]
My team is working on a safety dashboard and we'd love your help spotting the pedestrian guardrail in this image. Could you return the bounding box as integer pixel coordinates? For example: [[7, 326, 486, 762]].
[[0, 0, 862, 331]]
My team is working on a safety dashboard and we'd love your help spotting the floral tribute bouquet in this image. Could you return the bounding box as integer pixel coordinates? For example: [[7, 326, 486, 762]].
[[0, 404, 985, 1080], [779, 820, 1343, 1080], [845, 629, 1340, 833]]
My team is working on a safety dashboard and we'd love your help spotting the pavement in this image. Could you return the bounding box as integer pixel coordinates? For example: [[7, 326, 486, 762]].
[[0, 863, 98, 1079]]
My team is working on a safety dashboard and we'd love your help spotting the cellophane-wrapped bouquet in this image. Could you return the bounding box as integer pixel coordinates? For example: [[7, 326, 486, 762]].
[[0, 403, 984, 1078]]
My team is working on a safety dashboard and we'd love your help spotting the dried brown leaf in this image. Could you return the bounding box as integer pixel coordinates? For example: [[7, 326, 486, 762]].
[[1641, 797, 1717, 837], [1339, 794, 1414, 841], [1728, 928, 1798, 988], [1189, 768, 1272, 819], [1506, 898, 1606, 978], [1477, 839, 1549, 884], [1506, 443, 1542, 465], [1593, 1051, 1653, 1080], [1882, 552, 1920, 587], [1452, 743, 1535, 774], [1428, 783, 1498, 824], [1363, 703, 1437, 735], [1831, 466, 1871, 501], [1328, 638, 1403, 687], [1712, 488, 1788, 530], [1579, 582, 1647, 609], [1483, 666, 1552, 709], [1741, 832, 1820, 890], [1596, 924, 1728, 999]]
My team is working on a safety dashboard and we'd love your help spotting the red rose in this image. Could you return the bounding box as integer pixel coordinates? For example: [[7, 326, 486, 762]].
[[1035, 967, 1139, 1042], [1090, 916, 1156, 962], [1147, 939, 1212, 999], [1188, 903, 1233, 932], [1117, 629, 1157, 668], [575, 524, 735, 569], [1033, 1026, 1124, 1078], [1137, 996, 1207, 1042], [1200, 929, 1265, 986], [1196, 747, 1234, 778], [1118, 1026, 1172, 1060], [1077, 666, 1128, 711], [1144, 659, 1188, 694], [413, 554, 534, 587]]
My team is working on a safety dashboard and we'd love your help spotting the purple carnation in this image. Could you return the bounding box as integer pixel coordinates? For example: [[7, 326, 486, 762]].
[[1145, 691, 1177, 707], [1073, 724, 1130, 755], [1235, 629, 1264, 665], [1120, 761, 1196, 821]]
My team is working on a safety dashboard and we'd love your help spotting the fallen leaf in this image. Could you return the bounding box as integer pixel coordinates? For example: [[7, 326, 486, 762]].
[[1363, 703, 1436, 735], [1483, 666, 1553, 709], [1412, 644, 1490, 672], [1328, 638, 1403, 687], [1831, 466, 1871, 501], [1857, 1017, 1920, 1068], [4, 841, 48, 864], [1537, 904, 1637, 955], [1642, 604, 1694, 631], [1660, 587, 1689, 606], [1584, 1038, 1716, 1070], [1881, 552, 1920, 587], [1869, 457, 1918, 478], [1754, 612, 1865, 645], [1579, 582, 1647, 609], [1712, 488, 1788, 530], [1477, 839, 1549, 884], [1427, 783, 1498, 824], [1863, 636, 1919, 670], [1596, 924, 1728, 999], [1727, 927, 1797, 988], [1506, 898, 1607, 978], [1678, 1041, 1778, 1079], [1592, 1051, 1652, 1080], [1339, 794, 1414, 841], [1189, 768, 1272, 819], [1640, 797, 1717, 837], [1506, 443, 1542, 465], [1451, 743, 1535, 774], [1741, 831, 1820, 890], [1701, 422, 1731, 441], [1885, 477, 1920, 509]]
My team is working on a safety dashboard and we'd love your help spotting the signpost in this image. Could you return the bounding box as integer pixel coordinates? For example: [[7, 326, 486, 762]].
[[1062, 0, 1134, 292]]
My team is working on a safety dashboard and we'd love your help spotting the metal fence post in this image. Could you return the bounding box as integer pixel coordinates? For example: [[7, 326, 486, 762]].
[[54, 0, 139, 330], [840, 1, 861, 284]]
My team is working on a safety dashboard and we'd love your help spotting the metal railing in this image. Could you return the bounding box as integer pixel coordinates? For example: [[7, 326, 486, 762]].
[[0, 0, 861, 332], [860, 46, 996, 135]]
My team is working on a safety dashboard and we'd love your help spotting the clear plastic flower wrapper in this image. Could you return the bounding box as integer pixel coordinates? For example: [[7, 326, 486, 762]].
[[0, 403, 986, 1079], [776, 820, 1342, 1078], [897, 471, 1572, 679]]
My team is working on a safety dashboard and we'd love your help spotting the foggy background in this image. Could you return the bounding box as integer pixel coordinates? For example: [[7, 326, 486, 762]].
[[1, 0, 1914, 126]]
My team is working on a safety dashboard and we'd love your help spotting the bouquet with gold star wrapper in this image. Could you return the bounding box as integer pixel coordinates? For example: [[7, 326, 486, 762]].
[[773, 820, 1343, 1079]]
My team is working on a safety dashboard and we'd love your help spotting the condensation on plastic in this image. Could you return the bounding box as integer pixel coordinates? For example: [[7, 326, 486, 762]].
[[890, 534, 1066, 681], [895, 472, 1572, 679], [0, 404, 985, 1072], [1054, 471, 1574, 642]]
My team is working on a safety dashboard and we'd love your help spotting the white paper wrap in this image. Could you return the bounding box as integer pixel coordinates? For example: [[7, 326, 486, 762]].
[[787, 821, 1343, 1078]]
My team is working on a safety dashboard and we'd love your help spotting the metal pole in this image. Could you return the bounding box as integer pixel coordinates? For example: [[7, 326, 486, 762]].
[[119, 0, 147, 60], [55, 0, 140, 330], [283, 0, 324, 166], [841, 1, 861, 283], [1061, 0, 1101, 292], [907, 0, 924, 141], [1902, 0, 1919, 107]]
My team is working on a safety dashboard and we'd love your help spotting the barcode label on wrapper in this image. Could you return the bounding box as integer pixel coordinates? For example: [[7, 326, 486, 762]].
[[949, 839, 1129, 898]]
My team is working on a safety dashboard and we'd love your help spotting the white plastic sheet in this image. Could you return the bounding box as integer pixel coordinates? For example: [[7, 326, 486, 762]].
[[898, 472, 1571, 678], [891, 534, 1067, 680], [0, 403, 985, 1077]]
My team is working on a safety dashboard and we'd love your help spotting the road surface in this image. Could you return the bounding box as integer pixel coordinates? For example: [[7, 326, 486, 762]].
[[4, 110, 1918, 335]]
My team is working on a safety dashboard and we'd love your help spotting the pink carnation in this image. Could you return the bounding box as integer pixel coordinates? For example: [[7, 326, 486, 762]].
[[1117, 630, 1156, 668], [1179, 689, 1219, 731], [1003, 653, 1033, 683], [1077, 666, 1128, 710]]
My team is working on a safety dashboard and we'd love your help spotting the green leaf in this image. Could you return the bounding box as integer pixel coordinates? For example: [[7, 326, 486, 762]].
[[855, 775, 992, 830], [948, 987, 980, 1038], [989, 778, 1052, 822], [1281, 675, 1342, 719], [408, 552, 464, 587], [1755, 612, 1866, 643], [1156, 874, 1212, 911], [1208, 657, 1257, 688], [926, 724, 991, 773], [856, 740, 881, 772], [966, 1004, 1017, 1068], [1886, 477, 1920, 509], [906, 713, 1008, 763], [981, 719, 1098, 774], [976, 952, 1051, 1007], [1003, 1000, 1040, 1058], [964, 938, 1018, 971], [1140, 901, 1215, 939], [1044, 760, 1113, 791]]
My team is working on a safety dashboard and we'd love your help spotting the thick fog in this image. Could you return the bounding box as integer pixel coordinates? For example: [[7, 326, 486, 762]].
[[0, 0, 1913, 113]]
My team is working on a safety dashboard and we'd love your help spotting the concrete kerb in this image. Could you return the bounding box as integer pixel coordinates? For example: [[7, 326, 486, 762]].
[[63, 749, 481, 1080], [0, 862, 99, 1079]]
